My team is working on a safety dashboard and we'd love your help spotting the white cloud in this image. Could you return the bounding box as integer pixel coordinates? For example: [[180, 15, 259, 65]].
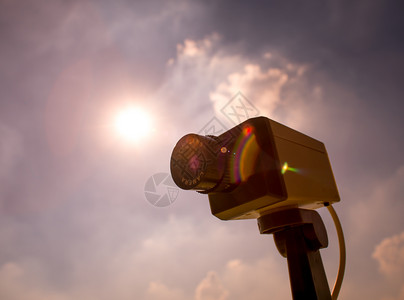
[[195, 271, 229, 300], [372, 230, 404, 300], [142, 252, 290, 300], [177, 37, 215, 58], [210, 61, 305, 121], [220, 257, 290, 300], [373, 231, 404, 278], [155, 34, 248, 129], [156, 33, 326, 137]]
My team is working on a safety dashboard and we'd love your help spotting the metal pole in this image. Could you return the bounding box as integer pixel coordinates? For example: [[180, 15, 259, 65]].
[[258, 209, 332, 300]]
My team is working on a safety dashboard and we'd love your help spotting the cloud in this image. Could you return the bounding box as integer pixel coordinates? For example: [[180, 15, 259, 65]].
[[220, 257, 290, 300], [195, 271, 228, 300], [373, 231, 404, 278], [334, 165, 404, 299], [145, 281, 187, 300], [157, 32, 361, 157], [155, 33, 246, 127], [45, 59, 94, 157], [381, 286, 404, 300], [348, 165, 404, 244], [170, 34, 301, 119], [0, 262, 70, 300], [157, 33, 323, 136], [117, 213, 289, 300], [372, 231, 404, 300], [209, 56, 307, 126], [141, 253, 290, 300]]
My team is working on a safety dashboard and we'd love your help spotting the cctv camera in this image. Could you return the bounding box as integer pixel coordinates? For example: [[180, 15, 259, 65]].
[[170, 116, 339, 220]]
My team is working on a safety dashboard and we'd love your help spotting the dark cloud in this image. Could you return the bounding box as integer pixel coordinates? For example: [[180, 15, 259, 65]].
[[202, 0, 404, 57]]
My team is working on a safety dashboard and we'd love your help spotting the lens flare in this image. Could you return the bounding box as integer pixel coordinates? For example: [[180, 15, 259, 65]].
[[230, 131, 259, 183], [281, 162, 299, 174]]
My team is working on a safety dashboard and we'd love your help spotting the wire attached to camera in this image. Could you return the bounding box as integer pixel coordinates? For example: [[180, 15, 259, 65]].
[[325, 203, 346, 299]]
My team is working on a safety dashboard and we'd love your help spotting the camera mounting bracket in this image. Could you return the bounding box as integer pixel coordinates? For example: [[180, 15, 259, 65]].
[[258, 208, 332, 300]]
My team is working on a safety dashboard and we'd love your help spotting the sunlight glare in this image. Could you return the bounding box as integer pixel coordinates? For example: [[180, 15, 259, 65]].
[[114, 106, 152, 143]]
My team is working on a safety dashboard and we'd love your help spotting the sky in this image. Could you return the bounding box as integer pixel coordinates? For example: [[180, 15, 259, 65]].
[[0, 0, 404, 299]]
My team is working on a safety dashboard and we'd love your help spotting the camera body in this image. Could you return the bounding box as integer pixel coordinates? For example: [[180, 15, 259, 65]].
[[170, 117, 339, 220]]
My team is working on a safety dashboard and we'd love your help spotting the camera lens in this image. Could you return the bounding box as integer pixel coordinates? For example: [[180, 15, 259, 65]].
[[170, 134, 227, 191]]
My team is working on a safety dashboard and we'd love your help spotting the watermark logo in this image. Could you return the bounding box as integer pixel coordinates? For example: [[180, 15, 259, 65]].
[[220, 92, 259, 125], [144, 173, 179, 207], [198, 116, 228, 136]]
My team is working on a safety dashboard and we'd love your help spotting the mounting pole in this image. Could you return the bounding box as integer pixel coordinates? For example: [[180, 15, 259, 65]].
[[258, 208, 331, 300]]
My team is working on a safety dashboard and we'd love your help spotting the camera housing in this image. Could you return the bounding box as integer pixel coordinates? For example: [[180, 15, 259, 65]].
[[170, 116, 339, 220]]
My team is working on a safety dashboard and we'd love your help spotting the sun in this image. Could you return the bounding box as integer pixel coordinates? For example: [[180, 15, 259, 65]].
[[114, 106, 153, 143]]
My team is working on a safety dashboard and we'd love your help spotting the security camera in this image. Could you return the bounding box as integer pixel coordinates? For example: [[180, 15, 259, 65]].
[[170, 116, 339, 220]]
